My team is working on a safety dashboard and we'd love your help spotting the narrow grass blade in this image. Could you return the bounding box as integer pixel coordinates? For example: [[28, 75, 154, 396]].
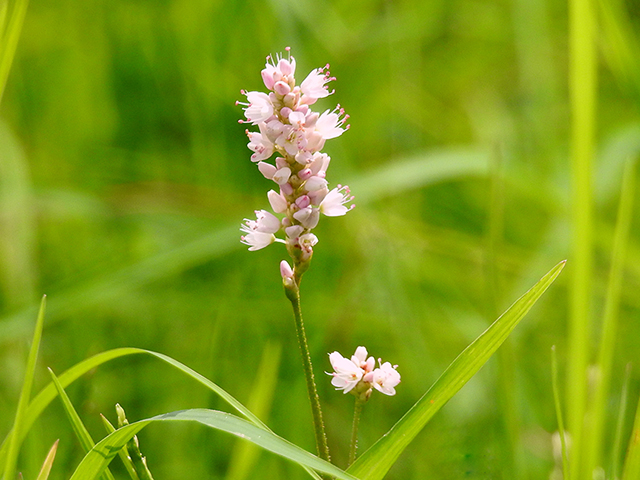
[[622, 391, 640, 480], [586, 159, 636, 475], [100, 415, 139, 480], [68, 410, 358, 480], [35, 439, 58, 480], [567, 0, 597, 476], [611, 364, 632, 479], [47, 368, 115, 480], [551, 346, 569, 480], [3, 295, 46, 480], [347, 261, 566, 480], [0, 0, 29, 104], [1, 347, 267, 470]]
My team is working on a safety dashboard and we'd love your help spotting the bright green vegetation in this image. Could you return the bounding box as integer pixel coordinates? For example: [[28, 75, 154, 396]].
[[1, 0, 640, 478]]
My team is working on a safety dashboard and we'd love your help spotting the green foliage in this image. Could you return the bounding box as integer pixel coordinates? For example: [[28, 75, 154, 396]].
[[1, 0, 640, 477]]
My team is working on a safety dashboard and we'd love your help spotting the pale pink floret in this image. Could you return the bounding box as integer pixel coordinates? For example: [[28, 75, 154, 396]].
[[371, 361, 401, 396], [267, 190, 288, 213], [300, 67, 333, 101], [319, 186, 354, 216], [280, 260, 294, 279], [351, 346, 375, 373], [240, 228, 275, 251], [247, 126, 274, 162], [315, 108, 348, 139], [328, 352, 364, 394], [242, 91, 274, 125]]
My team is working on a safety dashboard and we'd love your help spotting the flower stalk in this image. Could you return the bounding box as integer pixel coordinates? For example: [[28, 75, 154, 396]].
[[283, 278, 331, 464], [348, 398, 365, 466]]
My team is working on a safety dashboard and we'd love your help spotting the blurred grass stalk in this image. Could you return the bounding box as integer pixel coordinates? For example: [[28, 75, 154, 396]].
[[567, 0, 596, 478], [585, 161, 636, 477], [0, 0, 28, 104]]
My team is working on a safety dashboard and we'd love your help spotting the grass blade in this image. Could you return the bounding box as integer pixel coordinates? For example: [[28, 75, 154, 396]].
[[0, 0, 29, 104], [586, 159, 636, 475], [47, 368, 115, 480], [551, 345, 569, 480], [0, 348, 269, 470], [34, 439, 58, 480], [347, 261, 566, 480], [100, 415, 140, 480], [2, 296, 46, 480], [68, 409, 358, 480], [622, 391, 640, 480], [611, 364, 632, 479]]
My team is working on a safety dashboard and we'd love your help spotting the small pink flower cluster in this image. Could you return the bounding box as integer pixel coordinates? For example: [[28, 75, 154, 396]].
[[328, 346, 401, 398], [238, 48, 354, 264]]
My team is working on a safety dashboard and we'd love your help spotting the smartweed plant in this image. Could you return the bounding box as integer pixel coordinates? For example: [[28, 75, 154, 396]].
[[0, 47, 567, 480]]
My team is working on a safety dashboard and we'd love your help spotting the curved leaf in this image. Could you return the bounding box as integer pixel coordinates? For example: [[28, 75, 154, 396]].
[[348, 260, 566, 480], [69, 409, 357, 480]]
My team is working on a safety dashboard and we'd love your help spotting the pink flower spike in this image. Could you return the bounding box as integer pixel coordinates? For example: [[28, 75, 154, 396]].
[[320, 185, 354, 216]]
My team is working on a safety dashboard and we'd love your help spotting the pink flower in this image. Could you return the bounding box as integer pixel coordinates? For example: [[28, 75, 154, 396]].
[[319, 186, 354, 216], [247, 124, 274, 162], [328, 352, 363, 393], [315, 107, 348, 139], [240, 229, 275, 251], [328, 346, 400, 398], [241, 92, 274, 125], [371, 361, 401, 396], [300, 66, 334, 102]]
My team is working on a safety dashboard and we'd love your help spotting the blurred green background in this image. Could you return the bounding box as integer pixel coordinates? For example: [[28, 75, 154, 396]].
[[1, 0, 640, 478]]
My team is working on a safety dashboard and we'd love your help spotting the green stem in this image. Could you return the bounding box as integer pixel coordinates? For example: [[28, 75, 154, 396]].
[[348, 399, 364, 467], [284, 283, 331, 466]]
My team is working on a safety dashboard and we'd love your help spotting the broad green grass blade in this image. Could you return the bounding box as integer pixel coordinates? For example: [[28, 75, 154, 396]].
[[3, 296, 46, 480], [622, 391, 640, 480], [69, 409, 358, 480], [35, 439, 58, 480], [0, 348, 268, 471], [347, 261, 566, 480], [47, 368, 115, 480], [0, 0, 29, 104]]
